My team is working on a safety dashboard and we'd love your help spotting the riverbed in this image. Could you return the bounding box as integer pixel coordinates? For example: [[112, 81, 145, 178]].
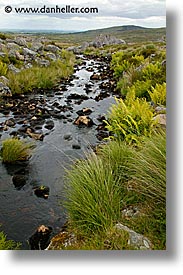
[[0, 55, 116, 249]]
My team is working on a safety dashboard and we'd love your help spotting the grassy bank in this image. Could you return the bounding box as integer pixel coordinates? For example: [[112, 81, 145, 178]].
[[1, 50, 75, 95], [61, 131, 166, 250], [60, 41, 166, 250]]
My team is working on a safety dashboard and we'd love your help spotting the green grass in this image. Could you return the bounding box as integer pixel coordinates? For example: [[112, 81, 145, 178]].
[[63, 130, 166, 250], [7, 50, 75, 94], [0, 138, 33, 164], [0, 230, 21, 250]]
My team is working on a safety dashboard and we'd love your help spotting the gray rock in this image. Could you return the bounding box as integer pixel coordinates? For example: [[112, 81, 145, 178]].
[[46, 52, 57, 61], [92, 34, 126, 48], [7, 42, 20, 50], [0, 82, 12, 97], [23, 48, 37, 57], [24, 63, 33, 69], [16, 51, 24, 61], [115, 223, 152, 250], [0, 51, 6, 57], [8, 49, 17, 58], [153, 114, 166, 127], [31, 42, 43, 52], [44, 44, 61, 53], [36, 58, 50, 67], [154, 106, 166, 113], [0, 76, 9, 85], [14, 37, 27, 47], [8, 64, 21, 74]]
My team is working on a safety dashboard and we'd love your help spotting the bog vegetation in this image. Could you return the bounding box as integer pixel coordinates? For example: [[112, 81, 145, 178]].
[[0, 34, 166, 249], [0, 138, 33, 164], [62, 41, 166, 250], [0, 50, 75, 94]]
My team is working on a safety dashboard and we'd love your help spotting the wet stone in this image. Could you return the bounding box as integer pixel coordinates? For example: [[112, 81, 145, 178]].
[[72, 144, 81, 150], [29, 225, 52, 250], [64, 134, 72, 141], [12, 174, 27, 189], [34, 186, 50, 199], [44, 120, 54, 130], [74, 115, 94, 127], [5, 118, 16, 127]]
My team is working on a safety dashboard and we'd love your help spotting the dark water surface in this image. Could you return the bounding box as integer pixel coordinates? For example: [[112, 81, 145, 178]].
[[0, 56, 115, 249]]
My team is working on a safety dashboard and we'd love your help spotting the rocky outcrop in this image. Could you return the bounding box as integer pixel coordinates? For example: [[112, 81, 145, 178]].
[[92, 34, 126, 48], [67, 34, 126, 53]]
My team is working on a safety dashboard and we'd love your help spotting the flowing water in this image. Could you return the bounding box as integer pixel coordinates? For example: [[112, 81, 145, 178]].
[[0, 55, 116, 249]]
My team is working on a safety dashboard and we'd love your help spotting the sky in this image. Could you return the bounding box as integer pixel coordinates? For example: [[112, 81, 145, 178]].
[[0, 0, 166, 31]]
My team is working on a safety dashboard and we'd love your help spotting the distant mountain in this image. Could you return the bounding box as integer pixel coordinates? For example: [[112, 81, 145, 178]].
[[0, 25, 166, 44], [75, 25, 147, 35], [61, 25, 166, 44]]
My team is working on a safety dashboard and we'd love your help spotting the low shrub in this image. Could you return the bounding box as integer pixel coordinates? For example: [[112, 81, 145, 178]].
[[105, 90, 156, 144], [0, 230, 21, 250], [0, 61, 8, 76], [148, 82, 166, 106], [0, 138, 33, 164]]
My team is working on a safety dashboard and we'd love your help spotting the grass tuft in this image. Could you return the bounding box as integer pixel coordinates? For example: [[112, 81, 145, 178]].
[[1, 138, 34, 164]]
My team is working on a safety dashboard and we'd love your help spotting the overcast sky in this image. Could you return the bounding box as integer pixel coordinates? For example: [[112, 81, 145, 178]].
[[0, 0, 166, 31]]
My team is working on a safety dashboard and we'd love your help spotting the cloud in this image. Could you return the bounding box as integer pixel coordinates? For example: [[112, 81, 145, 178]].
[[0, 0, 166, 30]]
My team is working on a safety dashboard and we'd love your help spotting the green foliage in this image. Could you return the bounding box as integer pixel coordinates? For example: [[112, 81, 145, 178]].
[[0, 33, 7, 40], [105, 91, 156, 144], [148, 83, 166, 106], [64, 131, 166, 249], [64, 152, 123, 234], [1, 138, 33, 164], [140, 44, 156, 58], [0, 230, 21, 250], [0, 61, 8, 76], [130, 79, 152, 99], [128, 131, 166, 247], [130, 130, 166, 204], [111, 44, 166, 99], [8, 51, 75, 94]]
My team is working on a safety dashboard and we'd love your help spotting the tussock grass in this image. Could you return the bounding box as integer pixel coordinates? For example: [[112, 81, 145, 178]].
[[7, 51, 75, 94], [1, 138, 33, 164], [64, 152, 123, 234], [64, 131, 166, 249], [130, 130, 166, 204]]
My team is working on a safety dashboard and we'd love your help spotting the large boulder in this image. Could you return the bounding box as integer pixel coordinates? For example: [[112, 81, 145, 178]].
[[30, 42, 43, 52], [14, 37, 27, 47], [44, 44, 61, 53], [22, 47, 37, 58], [91, 34, 126, 48]]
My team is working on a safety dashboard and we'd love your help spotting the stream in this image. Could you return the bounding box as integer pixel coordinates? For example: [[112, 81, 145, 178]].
[[0, 55, 116, 249]]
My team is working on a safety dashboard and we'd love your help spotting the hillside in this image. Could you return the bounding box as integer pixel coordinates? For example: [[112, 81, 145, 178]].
[[45, 25, 166, 45], [0, 25, 166, 45]]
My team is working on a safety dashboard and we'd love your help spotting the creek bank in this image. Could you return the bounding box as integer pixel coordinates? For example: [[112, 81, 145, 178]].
[[0, 54, 118, 249]]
